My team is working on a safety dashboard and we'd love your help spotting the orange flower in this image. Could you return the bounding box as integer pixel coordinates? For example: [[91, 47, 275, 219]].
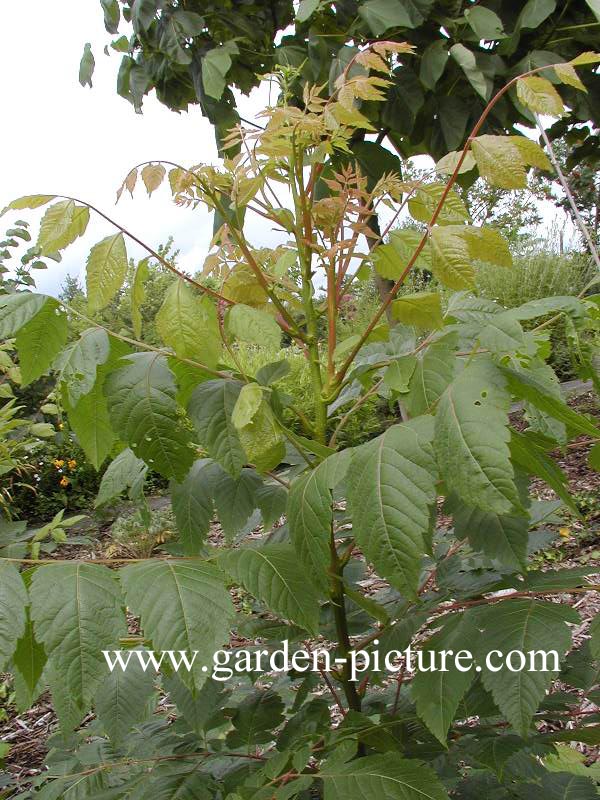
[[53, 459, 64, 469], [67, 459, 77, 470], [59, 476, 70, 488]]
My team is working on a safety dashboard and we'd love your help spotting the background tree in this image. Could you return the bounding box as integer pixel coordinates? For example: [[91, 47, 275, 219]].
[[89, 0, 600, 164]]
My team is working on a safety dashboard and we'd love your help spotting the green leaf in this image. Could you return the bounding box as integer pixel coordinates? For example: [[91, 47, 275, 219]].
[[372, 229, 430, 280], [297, 0, 320, 22], [213, 465, 263, 541], [235, 393, 285, 474], [0, 292, 47, 337], [464, 226, 512, 268], [471, 136, 527, 189], [588, 612, 600, 660], [65, 366, 115, 470], [131, 0, 158, 32], [202, 45, 234, 100], [55, 327, 111, 405], [256, 481, 287, 530], [391, 292, 443, 330], [571, 51, 600, 66], [163, 673, 227, 736], [476, 600, 578, 737], [509, 430, 576, 512], [1, 194, 55, 215], [358, 0, 431, 34], [94, 648, 156, 746], [450, 43, 490, 100], [188, 379, 246, 476], [15, 298, 67, 385], [420, 40, 448, 90], [100, 0, 120, 33], [256, 359, 291, 386], [502, 367, 600, 438], [232, 383, 264, 429], [465, 6, 505, 39], [95, 447, 147, 507], [430, 226, 475, 290], [12, 612, 46, 712], [171, 459, 217, 555], [516, 76, 564, 116], [450, 499, 529, 571], [121, 559, 234, 688], [288, 452, 353, 594], [347, 417, 437, 598], [131, 257, 149, 339], [86, 232, 128, 313], [104, 353, 194, 481], [320, 754, 448, 800], [408, 183, 470, 226], [37, 200, 90, 255], [0, 561, 27, 671], [227, 689, 285, 748], [518, 0, 556, 29], [471, 735, 526, 778], [220, 543, 320, 634], [435, 358, 520, 514], [508, 295, 582, 321], [383, 355, 418, 393], [412, 611, 479, 742], [156, 280, 221, 367], [79, 42, 95, 87], [226, 304, 281, 350], [477, 313, 525, 355], [404, 335, 457, 417], [30, 563, 126, 707]]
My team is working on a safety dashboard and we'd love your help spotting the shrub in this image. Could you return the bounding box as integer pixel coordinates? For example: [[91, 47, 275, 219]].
[[107, 506, 176, 558], [1, 50, 600, 799], [477, 250, 598, 379]]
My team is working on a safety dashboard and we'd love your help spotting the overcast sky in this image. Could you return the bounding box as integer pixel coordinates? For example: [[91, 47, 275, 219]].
[[0, 1, 278, 295]]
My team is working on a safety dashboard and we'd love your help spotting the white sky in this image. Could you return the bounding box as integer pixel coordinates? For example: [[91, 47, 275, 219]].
[[0, 3, 576, 297], [0, 1, 278, 295]]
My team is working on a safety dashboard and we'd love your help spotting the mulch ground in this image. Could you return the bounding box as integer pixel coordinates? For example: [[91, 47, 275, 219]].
[[1, 394, 599, 791]]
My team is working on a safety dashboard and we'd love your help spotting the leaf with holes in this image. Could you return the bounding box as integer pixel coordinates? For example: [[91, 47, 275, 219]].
[[435, 358, 521, 514]]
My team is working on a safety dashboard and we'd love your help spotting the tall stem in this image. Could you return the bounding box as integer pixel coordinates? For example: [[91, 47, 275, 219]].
[[329, 525, 362, 712], [289, 140, 328, 444]]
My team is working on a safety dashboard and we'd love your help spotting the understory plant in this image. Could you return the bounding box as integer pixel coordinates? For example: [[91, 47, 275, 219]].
[[1, 46, 600, 799]]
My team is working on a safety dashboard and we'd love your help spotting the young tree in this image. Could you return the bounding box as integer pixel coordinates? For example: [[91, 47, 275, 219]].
[[1, 47, 600, 798]]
